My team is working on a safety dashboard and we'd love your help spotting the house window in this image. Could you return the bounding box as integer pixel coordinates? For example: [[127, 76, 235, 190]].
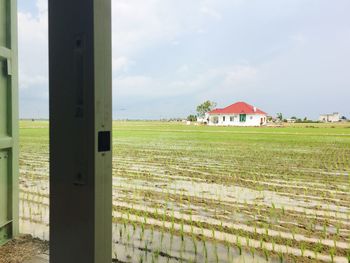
[[230, 116, 234, 122], [212, 116, 219, 124], [239, 114, 246, 122], [250, 116, 253, 120], [223, 116, 226, 122]]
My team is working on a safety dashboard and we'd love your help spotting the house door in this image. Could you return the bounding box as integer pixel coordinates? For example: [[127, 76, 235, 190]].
[[239, 114, 246, 122], [0, 0, 19, 245]]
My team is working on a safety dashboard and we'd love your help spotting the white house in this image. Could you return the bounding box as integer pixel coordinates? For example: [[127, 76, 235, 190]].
[[207, 102, 267, 126], [196, 116, 208, 124], [319, 113, 340, 123]]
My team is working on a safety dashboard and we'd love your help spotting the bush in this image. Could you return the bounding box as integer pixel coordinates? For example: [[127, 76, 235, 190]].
[[187, 115, 197, 122]]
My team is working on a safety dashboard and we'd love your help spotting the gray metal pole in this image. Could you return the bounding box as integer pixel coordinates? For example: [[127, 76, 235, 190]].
[[48, 0, 112, 262]]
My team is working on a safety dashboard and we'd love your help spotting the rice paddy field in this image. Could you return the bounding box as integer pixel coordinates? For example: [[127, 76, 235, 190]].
[[19, 120, 350, 262]]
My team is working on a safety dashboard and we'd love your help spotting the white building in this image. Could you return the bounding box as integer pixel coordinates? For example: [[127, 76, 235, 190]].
[[286, 118, 297, 123], [319, 113, 340, 123], [196, 117, 208, 124], [207, 102, 267, 126]]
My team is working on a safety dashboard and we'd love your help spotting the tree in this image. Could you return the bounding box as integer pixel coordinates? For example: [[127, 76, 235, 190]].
[[196, 101, 217, 118], [276, 113, 283, 121], [187, 115, 197, 122]]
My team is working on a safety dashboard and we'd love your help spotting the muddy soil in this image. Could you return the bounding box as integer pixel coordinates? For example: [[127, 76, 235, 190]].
[[0, 235, 48, 263]]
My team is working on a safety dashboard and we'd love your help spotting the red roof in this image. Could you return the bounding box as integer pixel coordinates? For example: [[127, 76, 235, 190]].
[[209, 102, 266, 115]]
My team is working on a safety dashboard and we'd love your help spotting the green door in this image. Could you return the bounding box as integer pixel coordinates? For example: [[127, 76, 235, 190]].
[[0, 0, 19, 245], [239, 114, 246, 122]]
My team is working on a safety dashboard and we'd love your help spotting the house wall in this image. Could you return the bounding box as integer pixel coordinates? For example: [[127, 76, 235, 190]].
[[208, 114, 267, 126], [197, 117, 208, 124], [319, 113, 340, 123]]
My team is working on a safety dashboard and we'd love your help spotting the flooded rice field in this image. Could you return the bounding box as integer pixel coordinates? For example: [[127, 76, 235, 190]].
[[19, 121, 350, 262]]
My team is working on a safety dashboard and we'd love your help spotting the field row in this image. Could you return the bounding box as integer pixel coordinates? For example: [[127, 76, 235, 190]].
[[18, 121, 350, 262]]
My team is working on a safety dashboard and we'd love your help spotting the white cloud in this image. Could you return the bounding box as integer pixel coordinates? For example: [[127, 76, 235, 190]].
[[115, 64, 258, 99], [113, 56, 132, 72], [176, 64, 190, 74], [200, 6, 222, 20], [113, 0, 183, 57], [18, 0, 350, 119], [289, 33, 307, 46], [18, 0, 48, 92], [36, 0, 48, 14], [222, 66, 258, 87], [19, 0, 227, 91], [112, 0, 226, 56], [20, 73, 47, 90], [115, 75, 156, 97]]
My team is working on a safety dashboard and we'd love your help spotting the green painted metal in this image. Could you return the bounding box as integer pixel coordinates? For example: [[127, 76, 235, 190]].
[[49, 0, 112, 262], [0, 0, 19, 246]]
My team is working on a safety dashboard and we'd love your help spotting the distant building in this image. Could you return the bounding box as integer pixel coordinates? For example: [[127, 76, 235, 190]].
[[196, 117, 208, 124], [286, 118, 296, 123], [207, 102, 267, 126], [319, 112, 340, 123]]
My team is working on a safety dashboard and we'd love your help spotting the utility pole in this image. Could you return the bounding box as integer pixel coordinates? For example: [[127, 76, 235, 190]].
[[49, 0, 112, 262]]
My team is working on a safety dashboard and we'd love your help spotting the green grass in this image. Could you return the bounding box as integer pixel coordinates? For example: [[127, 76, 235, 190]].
[[19, 120, 350, 262]]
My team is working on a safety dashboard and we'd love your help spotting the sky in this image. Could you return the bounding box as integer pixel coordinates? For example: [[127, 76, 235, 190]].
[[18, 0, 350, 120]]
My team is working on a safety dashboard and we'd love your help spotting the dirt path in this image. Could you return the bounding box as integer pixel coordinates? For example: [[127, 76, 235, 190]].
[[0, 235, 48, 263]]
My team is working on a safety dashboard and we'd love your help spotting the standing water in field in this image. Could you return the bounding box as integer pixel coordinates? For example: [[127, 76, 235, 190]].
[[112, 223, 272, 263], [18, 121, 350, 263]]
